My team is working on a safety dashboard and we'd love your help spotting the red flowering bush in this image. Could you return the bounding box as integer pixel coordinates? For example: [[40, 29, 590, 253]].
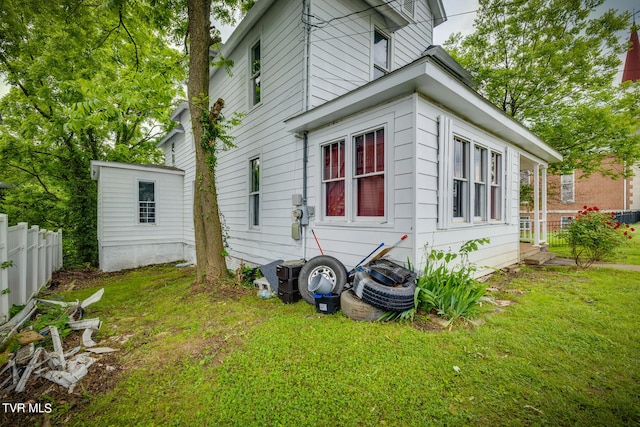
[[560, 206, 632, 267]]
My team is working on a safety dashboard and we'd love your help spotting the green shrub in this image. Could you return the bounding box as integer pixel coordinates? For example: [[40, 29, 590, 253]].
[[559, 206, 634, 267], [416, 238, 491, 326]]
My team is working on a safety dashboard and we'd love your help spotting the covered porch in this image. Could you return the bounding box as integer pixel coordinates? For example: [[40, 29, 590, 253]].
[[519, 155, 549, 247]]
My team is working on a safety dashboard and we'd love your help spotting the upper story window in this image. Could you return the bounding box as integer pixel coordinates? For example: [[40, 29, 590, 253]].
[[171, 142, 175, 166], [250, 41, 261, 106], [561, 172, 574, 203], [249, 157, 260, 228], [373, 30, 390, 79], [138, 181, 156, 224]]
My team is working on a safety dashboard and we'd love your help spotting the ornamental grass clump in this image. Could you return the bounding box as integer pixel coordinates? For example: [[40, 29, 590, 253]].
[[416, 239, 491, 326], [560, 206, 634, 268]]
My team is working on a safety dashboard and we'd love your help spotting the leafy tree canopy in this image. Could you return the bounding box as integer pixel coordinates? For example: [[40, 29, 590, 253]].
[[444, 0, 640, 176], [0, 0, 186, 265]]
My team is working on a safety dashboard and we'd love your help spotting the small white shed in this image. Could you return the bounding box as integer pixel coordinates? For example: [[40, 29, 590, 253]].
[[90, 161, 187, 272]]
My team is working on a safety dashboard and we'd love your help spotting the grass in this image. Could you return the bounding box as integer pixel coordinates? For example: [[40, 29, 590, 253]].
[[549, 221, 640, 265], [27, 262, 639, 426]]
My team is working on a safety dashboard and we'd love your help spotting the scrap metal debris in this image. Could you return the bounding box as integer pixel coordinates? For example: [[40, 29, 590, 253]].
[[0, 288, 110, 396]]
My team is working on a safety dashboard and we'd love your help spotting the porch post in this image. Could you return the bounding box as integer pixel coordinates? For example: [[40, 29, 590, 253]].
[[541, 166, 548, 243], [533, 164, 540, 246]]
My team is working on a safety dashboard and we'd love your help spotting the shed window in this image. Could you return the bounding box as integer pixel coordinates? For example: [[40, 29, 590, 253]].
[[139, 181, 155, 224]]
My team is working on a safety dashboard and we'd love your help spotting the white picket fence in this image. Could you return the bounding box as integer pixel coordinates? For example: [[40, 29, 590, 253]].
[[0, 214, 63, 323]]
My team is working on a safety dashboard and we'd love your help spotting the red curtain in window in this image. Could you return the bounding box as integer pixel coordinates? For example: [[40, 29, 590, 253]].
[[357, 175, 384, 216], [326, 181, 345, 216], [324, 142, 345, 216]]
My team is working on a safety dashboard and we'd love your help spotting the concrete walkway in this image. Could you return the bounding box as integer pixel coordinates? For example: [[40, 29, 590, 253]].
[[543, 257, 640, 272]]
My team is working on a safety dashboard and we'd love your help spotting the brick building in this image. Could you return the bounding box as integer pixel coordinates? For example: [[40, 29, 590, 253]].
[[521, 25, 640, 236]]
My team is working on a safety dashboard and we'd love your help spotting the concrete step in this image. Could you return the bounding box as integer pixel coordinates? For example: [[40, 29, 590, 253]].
[[524, 251, 556, 265]]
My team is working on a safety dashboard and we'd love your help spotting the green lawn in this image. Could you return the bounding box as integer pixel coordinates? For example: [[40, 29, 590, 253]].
[[549, 222, 640, 265], [26, 263, 640, 426]]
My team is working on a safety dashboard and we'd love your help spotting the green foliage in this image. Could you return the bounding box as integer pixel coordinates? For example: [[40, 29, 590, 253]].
[[445, 0, 639, 176], [0, 1, 186, 266], [416, 238, 491, 326], [559, 206, 633, 267], [1, 260, 14, 269]]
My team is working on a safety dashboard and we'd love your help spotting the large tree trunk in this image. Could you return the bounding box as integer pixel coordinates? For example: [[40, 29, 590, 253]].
[[187, 0, 227, 284]]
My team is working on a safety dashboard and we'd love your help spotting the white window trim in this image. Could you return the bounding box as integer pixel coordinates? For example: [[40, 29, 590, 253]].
[[372, 26, 392, 80], [561, 172, 575, 204], [248, 154, 261, 230], [248, 37, 262, 109], [137, 179, 156, 225], [315, 115, 395, 227], [438, 115, 508, 229], [321, 139, 347, 220]]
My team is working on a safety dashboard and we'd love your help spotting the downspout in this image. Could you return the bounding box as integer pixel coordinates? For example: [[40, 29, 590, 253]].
[[301, 0, 312, 260]]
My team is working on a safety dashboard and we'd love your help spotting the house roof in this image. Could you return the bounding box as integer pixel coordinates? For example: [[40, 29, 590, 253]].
[[285, 47, 562, 164], [157, 124, 185, 148], [90, 161, 184, 181], [622, 27, 640, 83]]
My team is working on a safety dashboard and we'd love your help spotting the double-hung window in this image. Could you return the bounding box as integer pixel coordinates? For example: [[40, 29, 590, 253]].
[[249, 157, 260, 228], [323, 141, 345, 217], [355, 128, 385, 217], [453, 137, 469, 219], [450, 136, 504, 223], [490, 152, 502, 220], [322, 127, 386, 221], [474, 146, 487, 219], [138, 181, 155, 224], [561, 172, 574, 203], [373, 30, 390, 79], [250, 41, 261, 106]]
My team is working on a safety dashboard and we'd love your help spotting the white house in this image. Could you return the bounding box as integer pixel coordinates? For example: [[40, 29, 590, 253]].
[[91, 0, 561, 273]]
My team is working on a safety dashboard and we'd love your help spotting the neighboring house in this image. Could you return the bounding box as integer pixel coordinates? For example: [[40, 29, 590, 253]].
[[520, 159, 640, 231], [521, 25, 640, 235], [91, 0, 561, 274]]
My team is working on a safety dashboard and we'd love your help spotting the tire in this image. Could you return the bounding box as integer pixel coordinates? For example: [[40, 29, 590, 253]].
[[358, 271, 416, 312], [340, 290, 387, 321], [298, 255, 348, 304]]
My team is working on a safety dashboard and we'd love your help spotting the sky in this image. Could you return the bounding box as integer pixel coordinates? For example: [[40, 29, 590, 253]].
[[0, 0, 638, 97]]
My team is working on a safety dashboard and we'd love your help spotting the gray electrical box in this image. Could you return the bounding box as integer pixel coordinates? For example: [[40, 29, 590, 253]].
[[292, 194, 303, 206]]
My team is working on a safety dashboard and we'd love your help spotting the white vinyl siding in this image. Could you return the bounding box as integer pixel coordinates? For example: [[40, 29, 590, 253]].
[[212, 0, 307, 265]]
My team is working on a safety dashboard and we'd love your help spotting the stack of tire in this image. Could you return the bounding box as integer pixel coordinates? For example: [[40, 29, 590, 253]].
[[297, 255, 417, 321]]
